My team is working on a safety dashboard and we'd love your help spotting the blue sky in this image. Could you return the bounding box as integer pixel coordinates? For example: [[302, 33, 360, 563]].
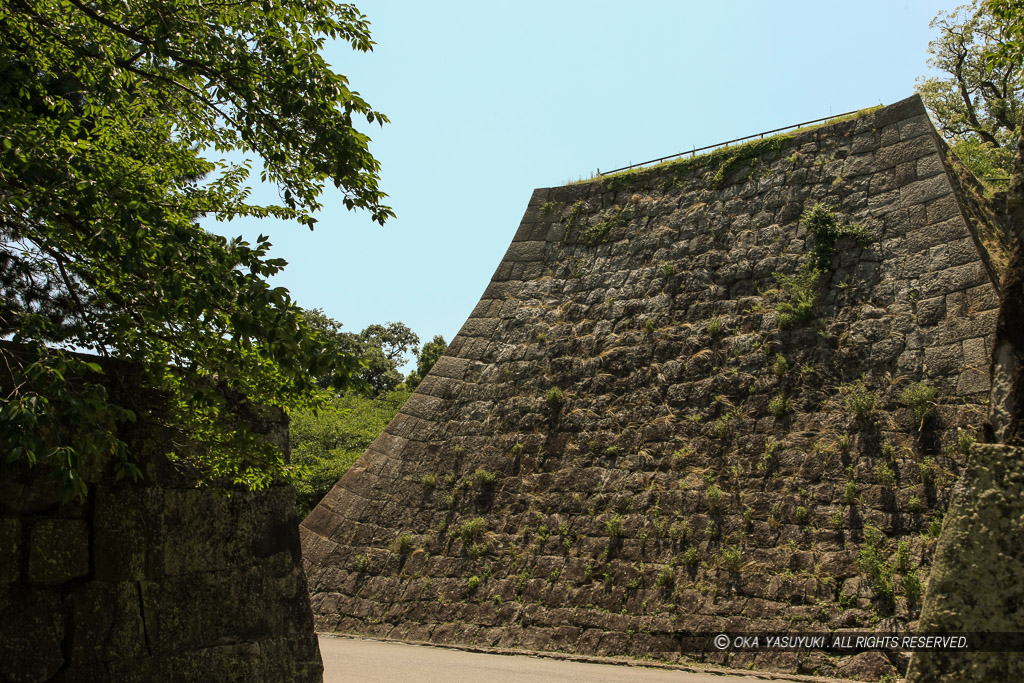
[[204, 0, 952, 368]]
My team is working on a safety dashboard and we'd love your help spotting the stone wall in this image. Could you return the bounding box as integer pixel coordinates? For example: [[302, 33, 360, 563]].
[[0, 354, 323, 682], [302, 95, 1004, 680], [904, 443, 1024, 682]]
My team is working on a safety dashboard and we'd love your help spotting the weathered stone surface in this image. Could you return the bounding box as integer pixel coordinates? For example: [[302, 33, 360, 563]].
[[28, 519, 89, 586], [0, 593, 64, 681], [303, 95, 1004, 680], [0, 518, 18, 607], [906, 444, 1024, 682]]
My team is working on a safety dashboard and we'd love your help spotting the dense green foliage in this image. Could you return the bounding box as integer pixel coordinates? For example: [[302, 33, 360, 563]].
[[0, 0, 390, 497], [290, 315, 445, 516], [917, 0, 1023, 180], [291, 388, 409, 518]]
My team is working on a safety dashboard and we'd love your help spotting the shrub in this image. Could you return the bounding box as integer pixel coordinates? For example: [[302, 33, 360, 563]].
[[843, 380, 878, 422], [768, 394, 789, 417], [355, 554, 368, 572], [467, 575, 480, 590], [644, 318, 656, 334], [681, 546, 700, 566], [706, 483, 724, 512], [605, 514, 624, 539], [875, 463, 896, 489], [721, 547, 742, 572], [421, 474, 437, 488], [511, 443, 523, 455], [545, 387, 564, 407], [460, 517, 487, 544], [772, 353, 789, 377], [796, 506, 809, 524], [474, 468, 497, 487], [927, 513, 944, 538], [802, 202, 872, 270], [900, 382, 937, 426], [706, 317, 724, 337], [395, 534, 413, 554]]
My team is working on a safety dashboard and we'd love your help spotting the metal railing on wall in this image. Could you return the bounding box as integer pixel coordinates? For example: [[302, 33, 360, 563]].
[[597, 108, 867, 177]]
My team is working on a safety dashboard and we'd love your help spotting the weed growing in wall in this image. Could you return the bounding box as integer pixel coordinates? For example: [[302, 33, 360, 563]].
[[474, 468, 497, 487], [775, 264, 821, 329], [562, 200, 584, 242], [900, 381, 937, 427], [857, 525, 895, 604], [843, 379, 879, 423], [768, 394, 790, 417], [583, 206, 631, 246], [460, 517, 487, 544], [545, 387, 564, 407], [801, 202, 872, 270], [774, 203, 872, 329], [395, 534, 414, 554], [606, 514, 624, 539]]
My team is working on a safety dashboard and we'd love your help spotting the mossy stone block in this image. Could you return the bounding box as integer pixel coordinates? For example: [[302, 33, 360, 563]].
[[28, 518, 90, 585]]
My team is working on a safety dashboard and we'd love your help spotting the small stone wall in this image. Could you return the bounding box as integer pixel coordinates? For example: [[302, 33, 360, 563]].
[[0, 354, 322, 682]]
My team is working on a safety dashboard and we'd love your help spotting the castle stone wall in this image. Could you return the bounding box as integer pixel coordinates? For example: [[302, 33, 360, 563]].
[[302, 95, 1003, 680]]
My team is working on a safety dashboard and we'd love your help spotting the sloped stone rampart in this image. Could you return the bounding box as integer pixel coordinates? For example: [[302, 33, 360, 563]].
[[302, 95, 1002, 679], [0, 353, 323, 682]]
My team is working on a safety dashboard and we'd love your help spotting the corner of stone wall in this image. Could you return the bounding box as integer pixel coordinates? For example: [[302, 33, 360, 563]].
[[906, 443, 1024, 682], [0, 351, 322, 682]]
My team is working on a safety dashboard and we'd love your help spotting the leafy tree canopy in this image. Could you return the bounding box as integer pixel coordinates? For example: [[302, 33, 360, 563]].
[[917, 0, 1023, 181], [0, 0, 391, 498], [406, 334, 448, 390], [290, 387, 409, 518], [987, 0, 1024, 212], [302, 309, 420, 395]]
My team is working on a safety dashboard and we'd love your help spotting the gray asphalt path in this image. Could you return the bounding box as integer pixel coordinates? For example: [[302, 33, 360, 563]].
[[319, 636, 799, 683]]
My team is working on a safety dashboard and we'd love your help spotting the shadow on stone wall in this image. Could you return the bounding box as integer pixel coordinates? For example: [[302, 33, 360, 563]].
[[0, 348, 323, 682], [906, 137, 1024, 681]]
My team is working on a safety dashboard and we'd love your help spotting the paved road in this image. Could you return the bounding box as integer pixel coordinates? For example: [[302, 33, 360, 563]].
[[319, 636, 803, 683]]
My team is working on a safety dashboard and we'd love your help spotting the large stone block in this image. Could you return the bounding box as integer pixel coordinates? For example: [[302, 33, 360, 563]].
[[0, 518, 19, 603], [0, 592, 64, 681], [28, 519, 89, 586]]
